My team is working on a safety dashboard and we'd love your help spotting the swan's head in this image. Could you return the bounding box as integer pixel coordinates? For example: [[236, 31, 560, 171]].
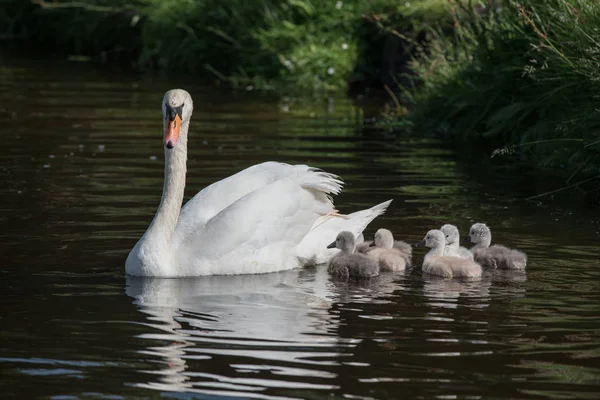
[[327, 231, 356, 252], [370, 228, 394, 249], [162, 89, 194, 149], [462, 223, 490, 245], [415, 229, 445, 249], [440, 224, 460, 245]]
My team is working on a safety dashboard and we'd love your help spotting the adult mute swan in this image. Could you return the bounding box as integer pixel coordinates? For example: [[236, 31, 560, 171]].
[[126, 89, 392, 277]]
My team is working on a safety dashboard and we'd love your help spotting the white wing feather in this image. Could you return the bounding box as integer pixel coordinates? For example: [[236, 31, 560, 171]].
[[173, 162, 317, 245], [176, 168, 343, 275]]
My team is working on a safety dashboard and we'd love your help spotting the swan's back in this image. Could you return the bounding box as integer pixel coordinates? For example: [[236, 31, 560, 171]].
[[367, 247, 407, 272], [473, 245, 527, 270], [328, 253, 380, 278], [423, 256, 482, 278]]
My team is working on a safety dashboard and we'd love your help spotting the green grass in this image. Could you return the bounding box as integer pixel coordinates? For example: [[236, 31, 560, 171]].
[[1, 0, 450, 92], [404, 0, 600, 184], [137, 0, 451, 92]]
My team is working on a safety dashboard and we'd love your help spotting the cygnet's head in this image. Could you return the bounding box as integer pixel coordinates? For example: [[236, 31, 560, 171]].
[[415, 229, 445, 249], [327, 231, 356, 252], [162, 89, 194, 150], [440, 224, 460, 245], [370, 228, 394, 248], [463, 223, 491, 245]]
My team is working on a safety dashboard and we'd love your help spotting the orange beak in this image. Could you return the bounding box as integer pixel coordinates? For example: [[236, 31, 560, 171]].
[[164, 114, 181, 149]]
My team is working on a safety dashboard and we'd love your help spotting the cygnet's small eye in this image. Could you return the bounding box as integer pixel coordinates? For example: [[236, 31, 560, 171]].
[[470, 230, 474, 234], [445, 235, 449, 238]]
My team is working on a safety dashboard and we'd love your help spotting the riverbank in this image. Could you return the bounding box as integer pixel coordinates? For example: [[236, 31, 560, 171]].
[[2, 0, 449, 92], [403, 0, 600, 197], [3, 0, 599, 202]]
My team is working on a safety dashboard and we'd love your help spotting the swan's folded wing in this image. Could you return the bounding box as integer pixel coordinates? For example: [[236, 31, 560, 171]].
[[174, 162, 322, 244], [179, 173, 340, 274]]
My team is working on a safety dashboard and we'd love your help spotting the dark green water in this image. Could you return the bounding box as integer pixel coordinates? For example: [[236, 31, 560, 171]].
[[1, 56, 599, 400]]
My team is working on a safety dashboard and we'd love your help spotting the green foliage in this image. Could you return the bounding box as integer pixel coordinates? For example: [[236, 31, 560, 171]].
[[407, 0, 600, 178], [138, 0, 364, 91], [1, 0, 449, 92]]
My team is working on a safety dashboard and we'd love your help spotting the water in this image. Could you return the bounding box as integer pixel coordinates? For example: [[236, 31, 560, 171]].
[[1, 55, 599, 400]]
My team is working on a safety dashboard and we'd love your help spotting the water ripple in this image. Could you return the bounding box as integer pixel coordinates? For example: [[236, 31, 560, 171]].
[[1, 56, 599, 399]]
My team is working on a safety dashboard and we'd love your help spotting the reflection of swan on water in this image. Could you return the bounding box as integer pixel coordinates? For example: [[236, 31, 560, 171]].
[[126, 269, 341, 395], [127, 270, 335, 342], [125, 267, 407, 395]]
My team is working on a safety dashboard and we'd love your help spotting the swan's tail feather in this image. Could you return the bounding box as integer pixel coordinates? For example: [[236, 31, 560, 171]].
[[295, 199, 393, 265], [343, 199, 392, 238], [298, 170, 344, 196], [352, 199, 392, 221]]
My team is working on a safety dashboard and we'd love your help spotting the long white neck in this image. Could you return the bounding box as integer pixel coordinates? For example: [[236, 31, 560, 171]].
[[144, 124, 188, 247]]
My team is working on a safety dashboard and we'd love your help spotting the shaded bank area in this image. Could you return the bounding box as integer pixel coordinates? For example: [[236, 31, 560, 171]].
[[403, 0, 600, 201], [2, 0, 599, 202], [1, 0, 449, 92]]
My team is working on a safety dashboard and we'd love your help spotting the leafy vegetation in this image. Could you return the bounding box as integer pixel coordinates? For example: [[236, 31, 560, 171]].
[[3, 0, 600, 193], [404, 0, 600, 188], [1, 0, 449, 92]]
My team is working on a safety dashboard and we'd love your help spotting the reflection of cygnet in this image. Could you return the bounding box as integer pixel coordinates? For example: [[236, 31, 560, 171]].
[[416, 229, 482, 278], [463, 223, 527, 270], [327, 231, 380, 278], [365, 229, 409, 272], [440, 224, 474, 260]]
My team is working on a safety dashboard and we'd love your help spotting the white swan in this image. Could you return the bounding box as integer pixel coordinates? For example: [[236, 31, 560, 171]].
[[126, 89, 392, 277]]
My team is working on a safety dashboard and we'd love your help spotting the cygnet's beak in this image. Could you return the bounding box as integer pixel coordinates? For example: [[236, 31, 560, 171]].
[[164, 104, 183, 149], [369, 241, 376, 247], [414, 239, 426, 247], [460, 235, 472, 245], [326, 241, 336, 249]]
